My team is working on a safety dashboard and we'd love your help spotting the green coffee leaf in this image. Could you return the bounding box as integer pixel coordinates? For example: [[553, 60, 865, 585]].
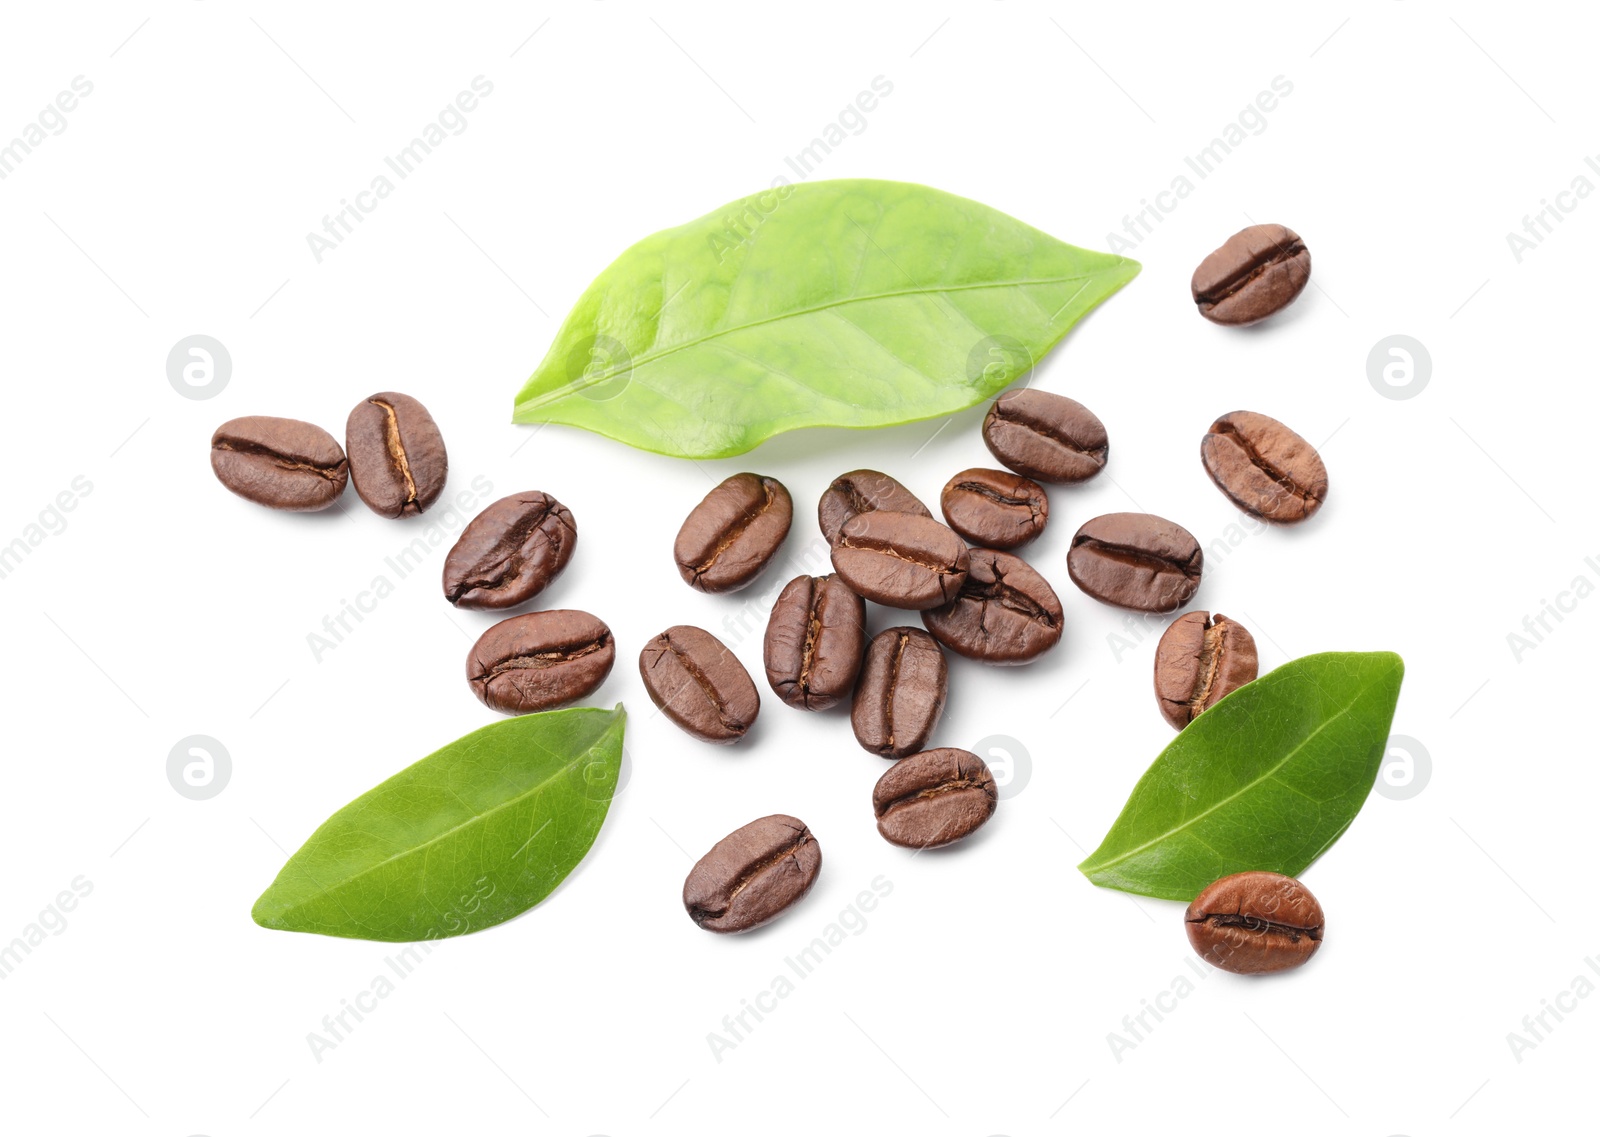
[[512, 179, 1139, 458], [253, 705, 625, 942], [1079, 653, 1404, 901]]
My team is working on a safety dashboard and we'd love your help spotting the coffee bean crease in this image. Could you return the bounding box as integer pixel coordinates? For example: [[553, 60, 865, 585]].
[[1195, 234, 1307, 306]]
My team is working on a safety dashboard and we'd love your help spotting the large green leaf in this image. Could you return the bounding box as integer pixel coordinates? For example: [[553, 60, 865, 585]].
[[512, 179, 1139, 458], [253, 705, 625, 941], [1078, 654, 1404, 901]]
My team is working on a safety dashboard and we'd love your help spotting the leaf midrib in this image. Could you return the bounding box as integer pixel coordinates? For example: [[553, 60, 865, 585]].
[[521, 273, 1114, 407], [1084, 687, 1370, 873], [273, 722, 618, 915]]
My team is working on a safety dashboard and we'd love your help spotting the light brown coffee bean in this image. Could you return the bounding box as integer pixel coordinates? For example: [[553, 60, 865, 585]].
[[831, 512, 969, 609], [1066, 513, 1203, 612], [674, 473, 793, 593], [1200, 410, 1328, 524], [345, 392, 448, 517], [1191, 224, 1311, 326], [639, 625, 760, 744], [466, 609, 615, 715], [921, 549, 1063, 664], [210, 416, 347, 511], [763, 574, 866, 710], [851, 628, 948, 759], [1186, 871, 1324, 974], [872, 748, 997, 849], [443, 491, 576, 609], [1153, 612, 1258, 730], [940, 467, 1049, 549], [683, 814, 821, 933], [982, 390, 1108, 484]]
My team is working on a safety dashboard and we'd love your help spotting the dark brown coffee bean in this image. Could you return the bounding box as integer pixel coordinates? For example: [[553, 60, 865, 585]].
[[683, 814, 821, 933], [1201, 410, 1328, 524], [443, 492, 576, 609], [1067, 513, 1202, 612], [639, 625, 760, 744], [982, 389, 1108, 484], [345, 392, 448, 518], [210, 416, 347, 511], [921, 549, 1063, 665], [466, 609, 615, 715], [817, 469, 931, 546], [1153, 612, 1258, 730], [1186, 871, 1324, 975], [674, 473, 793, 593], [852, 628, 947, 759], [763, 574, 866, 711], [873, 748, 996, 849], [1191, 224, 1311, 326], [831, 512, 969, 610], [940, 468, 1048, 549]]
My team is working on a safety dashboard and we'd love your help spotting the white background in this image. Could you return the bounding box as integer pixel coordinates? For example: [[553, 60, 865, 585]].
[[1, 3, 1594, 1134]]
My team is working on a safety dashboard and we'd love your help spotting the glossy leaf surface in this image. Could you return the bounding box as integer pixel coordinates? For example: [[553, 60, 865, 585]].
[[1079, 654, 1404, 901], [253, 705, 625, 941]]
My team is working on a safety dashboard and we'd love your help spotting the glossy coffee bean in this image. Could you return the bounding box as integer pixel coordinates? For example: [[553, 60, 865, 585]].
[[940, 468, 1049, 549], [763, 574, 866, 711], [443, 491, 576, 609], [683, 814, 821, 933], [873, 748, 997, 849], [1186, 871, 1324, 975], [922, 549, 1063, 664], [345, 392, 448, 517], [639, 625, 760, 744], [1201, 410, 1328, 524], [466, 609, 615, 715], [982, 389, 1108, 484], [1153, 612, 1258, 730], [674, 473, 793, 593], [210, 416, 348, 511], [1191, 224, 1311, 326], [817, 469, 930, 546], [831, 512, 969, 610], [851, 628, 948, 759], [1067, 513, 1203, 612]]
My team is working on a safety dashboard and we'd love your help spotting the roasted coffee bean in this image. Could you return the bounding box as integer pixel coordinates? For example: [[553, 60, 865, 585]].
[[443, 491, 576, 609], [1186, 871, 1324, 975], [982, 389, 1108, 484], [1153, 612, 1258, 730], [852, 628, 948, 759], [1191, 223, 1311, 326], [1067, 513, 1202, 612], [639, 625, 760, 744], [922, 549, 1063, 665], [674, 473, 793, 593], [831, 512, 969, 610], [345, 392, 448, 518], [683, 814, 821, 933], [210, 416, 348, 511], [1200, 410, 1328, 524], [466, 609, 615, 715], [872, 748, 997, 849], [940, 467, 1049, 549], [763, 574, 866, 711], [817, 469, 931, 546]]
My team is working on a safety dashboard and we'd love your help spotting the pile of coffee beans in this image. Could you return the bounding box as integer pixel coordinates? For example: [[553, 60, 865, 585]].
[[214, 223, 1339, 969]]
